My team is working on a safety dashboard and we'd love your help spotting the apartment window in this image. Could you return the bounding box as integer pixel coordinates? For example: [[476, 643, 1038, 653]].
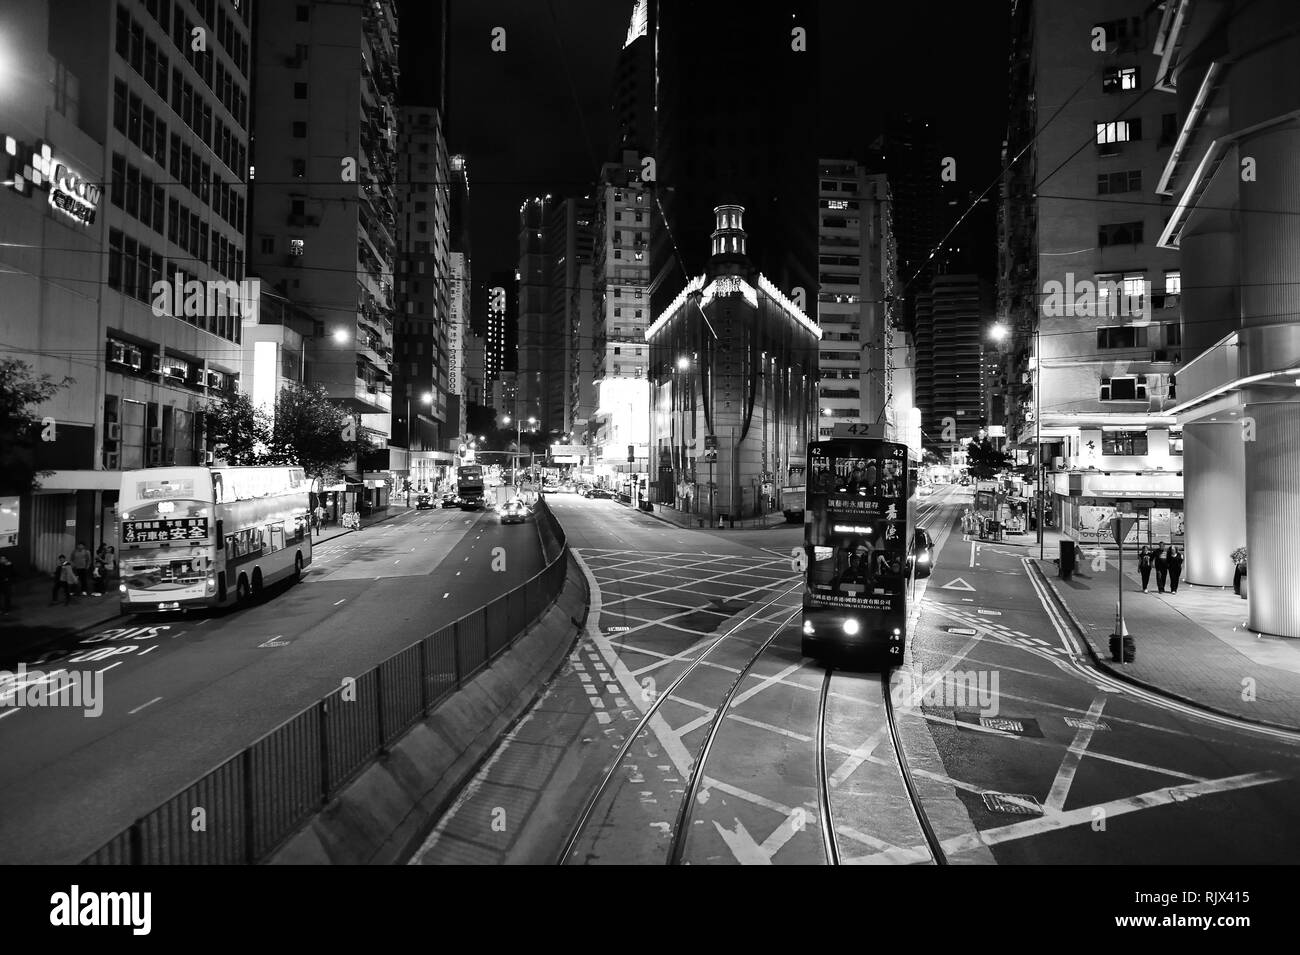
[[1096, 326, 1148, 349], [292, 121, 306, 138], [1100, 376, 1147, 401], [1165, 323, 1182, 346], [415, 201, 427, 212], [1098, 221, 1144, 247], [1097, 170, 1142, 194], [1160, 112, 1178, 147], [110, 154, 125, 208], [1164, 270, 1181, 296], [296, 4, 309, 20], [293, 82, 307, 99], [289, 238, 304, 255], [261, 236, 274, 254], [292, 159, 306, 179], [1096, 118, 1140, 144], [1102, 66, 1139, 92], [1102, 430, 1148, 455], [1169, 431, 1183, 456], [113, 80, 127, 133], [613, 347, 621, 355]]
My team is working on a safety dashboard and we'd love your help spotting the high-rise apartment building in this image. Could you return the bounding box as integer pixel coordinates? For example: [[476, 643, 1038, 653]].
[[998, 0, 1184, 548], [483, 272, 512, 410], [248, 0, 400, 458], [544, 196, 595, 438], [915, 274, 991, 456], [1, 0, 250, 571], [516, 196, 549, 424]]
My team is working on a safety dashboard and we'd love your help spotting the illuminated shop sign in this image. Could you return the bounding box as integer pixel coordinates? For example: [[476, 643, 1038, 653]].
[[4, 136, 101, 226]]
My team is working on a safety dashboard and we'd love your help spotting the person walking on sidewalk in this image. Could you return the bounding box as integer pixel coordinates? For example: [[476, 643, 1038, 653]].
[[51, 555, 77, 605], [1138, 544, 1153, 592], [1153, 543, 1170, 593], [0, 554, 13, 614], [71, 541, 92, 595], [90, 558, 109, 596], [1169, 545, 1184, 594]]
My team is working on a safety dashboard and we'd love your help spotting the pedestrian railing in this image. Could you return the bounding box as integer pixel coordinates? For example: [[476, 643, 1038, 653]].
[[83, 499, 571, 865]]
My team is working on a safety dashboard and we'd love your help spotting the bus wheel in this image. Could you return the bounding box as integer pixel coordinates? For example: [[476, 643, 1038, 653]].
[[292, 552, 304, 582], [236, 575, 251, 604], [251, 569, 264, 598]]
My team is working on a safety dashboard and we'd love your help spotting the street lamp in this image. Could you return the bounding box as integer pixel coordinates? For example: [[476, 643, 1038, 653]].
[[990, 321, 1043, 559], [502, 415, 536, 487], [332, 327, 350, 344]]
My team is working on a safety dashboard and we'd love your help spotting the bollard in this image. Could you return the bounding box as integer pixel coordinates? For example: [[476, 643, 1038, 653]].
[[1108, 604, 1135, 663]]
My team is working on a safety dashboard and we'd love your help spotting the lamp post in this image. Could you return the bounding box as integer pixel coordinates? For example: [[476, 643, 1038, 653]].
[[502, 415, 536, 488], [677, 356, 690, 511], [990, 321, 1043, 559], [404, 391, 433, 503]]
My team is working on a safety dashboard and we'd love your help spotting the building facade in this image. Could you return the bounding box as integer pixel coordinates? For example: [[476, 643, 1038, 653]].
[[1153, 0, 1300, 634], [916, 274, 992, 455], [516, 197, 549, 425], [647, 205, 821, 518], [543, 196, 595, 438], [998, 0, 1185, 547]]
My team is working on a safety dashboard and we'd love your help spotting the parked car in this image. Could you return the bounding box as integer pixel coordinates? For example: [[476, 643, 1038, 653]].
[[583, 487, 613, 499], [440, 493, 460, 508], [415, 494, 435, 510], [499, 499, 529, 524]]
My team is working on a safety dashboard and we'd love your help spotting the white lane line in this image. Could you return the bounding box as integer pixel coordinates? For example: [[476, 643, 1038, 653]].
[[195, 618, 210, 626], [456, 571, 461, 576], [970, 541, 976, 568], [1046, 693, 1108, 812], [334, 598, 346, 606], [128, 696, 163, 715], [394, 559, 401, 564], [0, 708, 21, 720], [443, 593, 450, 599]]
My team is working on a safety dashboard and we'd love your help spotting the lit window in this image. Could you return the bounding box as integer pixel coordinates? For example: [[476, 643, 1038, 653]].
[[289, 238, 304, 255], [1164, 271, 1181, 295], [828, 200, 848, 210], [1095, 119, 1138, 144]]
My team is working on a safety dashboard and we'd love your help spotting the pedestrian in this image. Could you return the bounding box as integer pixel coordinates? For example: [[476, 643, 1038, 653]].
[[91, 558, 108, 596], [1153, 543, 1170, 593], [0, 554, 13, 614], [1137, 545, 1153, 592], [1169, 545, 1184, 594], [71, 541, 92, 595], [51, 555, 77, 605], [96, 541, 108, 568], [106, 545, 117, 578]]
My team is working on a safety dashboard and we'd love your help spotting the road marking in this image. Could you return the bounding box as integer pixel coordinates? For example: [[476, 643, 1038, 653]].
[[456, 571, 461, 576], [443, 593, 450, 599], [0, 708, 20, 720], [128, 696, 163, 715], [334, 599, 346, 606], [394, 559, 401, 564], [941, 577, 976, 591], [1046, 693, 1108, 812], [195, 618, 210, 626], [713, 818, 771, 865], [137, 646, 158, 656], [970, 541, 977, 567], [258, 635, 289, 648]]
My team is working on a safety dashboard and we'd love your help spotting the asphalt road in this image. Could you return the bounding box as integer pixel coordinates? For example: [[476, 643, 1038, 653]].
[[0, 503, 546, 864], [412, 487, 1300, 865]]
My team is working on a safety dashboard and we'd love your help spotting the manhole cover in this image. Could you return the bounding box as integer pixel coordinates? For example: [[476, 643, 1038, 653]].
[[983, 792, 1043, 815], [954, 712, 1044, 737], [1064, 717, 1110, 731]]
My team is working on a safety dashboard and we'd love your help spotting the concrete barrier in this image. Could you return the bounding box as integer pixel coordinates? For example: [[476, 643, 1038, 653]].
[[268, 551, 589, 865]]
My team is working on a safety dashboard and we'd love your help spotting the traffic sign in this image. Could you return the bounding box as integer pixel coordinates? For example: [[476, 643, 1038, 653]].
[[1110, 516, 1137, 545], [704, 435, 718, 450]]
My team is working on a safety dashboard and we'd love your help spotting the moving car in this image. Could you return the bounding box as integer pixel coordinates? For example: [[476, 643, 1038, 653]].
[[906, 527, 936, 580], [917, 484, 934, 498], [440, 493, 460, 508], [415, 494, 435, 510], [499, 499, 529, 524], [583, 487, 613, 499]]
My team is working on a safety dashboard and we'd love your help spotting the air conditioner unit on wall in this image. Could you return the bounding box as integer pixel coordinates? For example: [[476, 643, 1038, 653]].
[[204, 451, 215, 465], [104, 451, 120, 470], [109, 342, 126, 364], [148, 446, 162, 465], [151, 355, 162, 373], [106, 422, 121, 442], [149, 427, 163, 444]]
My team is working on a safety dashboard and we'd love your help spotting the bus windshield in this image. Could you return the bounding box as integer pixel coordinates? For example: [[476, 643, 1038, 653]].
[[804, 439, 910, 614]]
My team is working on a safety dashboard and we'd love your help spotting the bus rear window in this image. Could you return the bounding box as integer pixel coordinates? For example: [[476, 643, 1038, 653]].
[[134, 479, 197, 500]]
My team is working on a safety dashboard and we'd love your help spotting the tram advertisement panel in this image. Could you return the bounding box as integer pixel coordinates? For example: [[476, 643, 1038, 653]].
[[804, 440, 910, 613]]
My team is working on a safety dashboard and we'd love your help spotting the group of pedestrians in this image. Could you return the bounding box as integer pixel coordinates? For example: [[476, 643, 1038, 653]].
[[50, 541, 117, 605], [1137, 543, 1185, 594]]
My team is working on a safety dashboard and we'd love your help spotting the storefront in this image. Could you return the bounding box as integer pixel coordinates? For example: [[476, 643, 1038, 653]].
[[1053, 471, 1184, 547]]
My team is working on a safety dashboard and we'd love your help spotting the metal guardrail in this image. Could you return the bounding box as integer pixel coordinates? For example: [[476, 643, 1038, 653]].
[[84, 499, 571, 865]]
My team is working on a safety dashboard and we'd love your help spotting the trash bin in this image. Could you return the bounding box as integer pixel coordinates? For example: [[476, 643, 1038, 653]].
[[1059, 540, 1076, 580]]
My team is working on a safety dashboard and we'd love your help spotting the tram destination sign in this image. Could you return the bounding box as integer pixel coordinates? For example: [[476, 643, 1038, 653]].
[[122, 517, 209, 544]]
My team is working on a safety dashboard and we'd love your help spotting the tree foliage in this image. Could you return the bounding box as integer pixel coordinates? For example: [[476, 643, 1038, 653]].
[[0, 358, 73, 495], [204, 390, 270, 466], [965, 437, 1013, 481], [206, 382, 371, 488]]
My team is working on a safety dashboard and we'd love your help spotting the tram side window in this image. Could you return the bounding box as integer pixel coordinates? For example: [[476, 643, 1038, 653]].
[[227, 532, 243, 557], [248, 528, 264, 552], [268, 522, 285, 553]]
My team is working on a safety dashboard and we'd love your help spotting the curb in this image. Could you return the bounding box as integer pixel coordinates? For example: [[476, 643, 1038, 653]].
[[312, 505, 414, 546], [1027, 559, 1300, 733]]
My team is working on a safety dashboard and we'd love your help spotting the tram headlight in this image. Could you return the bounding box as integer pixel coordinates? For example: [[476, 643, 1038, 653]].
[[842, 618, 860, 635], [118, 583, 127, 594], [803, 620, 815, 635], [206, 576, 217, 595]]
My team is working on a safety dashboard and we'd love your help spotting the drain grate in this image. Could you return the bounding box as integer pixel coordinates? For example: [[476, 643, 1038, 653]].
[[945, 627, 978, 636], [1064, 717, 1110, 731], [954, 712, 1044, 738], [983, 792, 1043, 815]]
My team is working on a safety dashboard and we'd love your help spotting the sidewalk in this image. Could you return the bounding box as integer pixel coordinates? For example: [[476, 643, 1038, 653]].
[[0, 504, 416, 665], [631, 500, 795, 531], [1027, 546, 1300, 731]]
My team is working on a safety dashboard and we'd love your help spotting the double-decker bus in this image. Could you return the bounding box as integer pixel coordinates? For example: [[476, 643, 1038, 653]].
[[117, 466, 312, 613], [457, 464, 485, 509], [799, 435, 912, 668]]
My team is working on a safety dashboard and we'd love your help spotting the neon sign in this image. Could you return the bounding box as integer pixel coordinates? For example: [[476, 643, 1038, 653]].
[[4, 137, 101, 226]]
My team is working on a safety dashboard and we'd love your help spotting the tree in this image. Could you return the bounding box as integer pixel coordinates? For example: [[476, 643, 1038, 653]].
[[204, 391, 271, 466], [965, 437, 1013, 481], [0, 358, 73, 495], [264, 382, 372, 491]]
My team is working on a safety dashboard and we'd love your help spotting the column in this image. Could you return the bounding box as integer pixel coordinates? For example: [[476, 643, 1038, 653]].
[[1182, 421, 1244, 587]]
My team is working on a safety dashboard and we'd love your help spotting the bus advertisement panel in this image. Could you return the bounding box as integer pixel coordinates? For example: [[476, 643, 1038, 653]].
[[118, 466, 312, 613], [801, 439, 910, 666]]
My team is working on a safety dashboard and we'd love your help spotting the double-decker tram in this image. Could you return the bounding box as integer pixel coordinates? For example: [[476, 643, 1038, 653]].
[[117, 466, 313, 613], [800, 433, 912, 668]]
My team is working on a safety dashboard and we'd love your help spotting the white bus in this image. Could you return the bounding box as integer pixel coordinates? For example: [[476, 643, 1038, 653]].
[[117, 466, 313, 613]]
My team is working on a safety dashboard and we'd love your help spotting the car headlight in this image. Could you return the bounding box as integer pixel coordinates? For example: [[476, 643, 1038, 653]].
[[842, 618, 860, 635], [803, 620, 815, 635], [918, 553, 930, 565]]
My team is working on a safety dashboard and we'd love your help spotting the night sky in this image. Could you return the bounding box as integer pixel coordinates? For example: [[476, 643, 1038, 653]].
[[399, 0, 1007, 290]]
